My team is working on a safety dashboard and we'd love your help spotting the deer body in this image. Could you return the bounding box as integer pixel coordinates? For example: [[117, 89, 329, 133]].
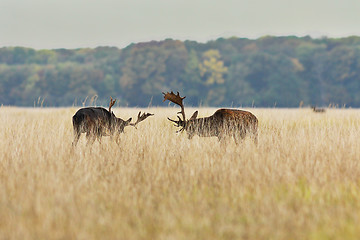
[[72, 97, 153, 146], [163, 91, 258, 144], [72, 107, 132, 145], [185, 109, 258, 142], [311, 106, 326, 113]]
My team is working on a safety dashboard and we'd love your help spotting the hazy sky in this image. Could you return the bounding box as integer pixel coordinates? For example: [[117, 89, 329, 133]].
[[1, 0, 360, 49]]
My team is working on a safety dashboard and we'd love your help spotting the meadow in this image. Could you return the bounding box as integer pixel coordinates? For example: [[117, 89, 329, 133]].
[[0, 106, 360, 240]]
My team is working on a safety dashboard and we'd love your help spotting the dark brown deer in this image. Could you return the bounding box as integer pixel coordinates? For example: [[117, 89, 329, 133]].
[[163, 91, 258, 144], [311, 106, 326, 113], [72, 97, 153, 146]]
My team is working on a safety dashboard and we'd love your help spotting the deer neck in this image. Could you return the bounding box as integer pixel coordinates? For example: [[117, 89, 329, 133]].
[[186, 117, 217, 137]]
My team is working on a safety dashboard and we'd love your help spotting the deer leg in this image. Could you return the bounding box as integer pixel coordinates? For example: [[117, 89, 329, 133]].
[[218, 134, 227, 144], [96, 135, 102, 144], [218, 134, 230, 148], [252, 131, 258, 145], [95, 127, 102, 144], [187, 133, 194, 139], [72, 132, 81, 147], [231, 128, 246, 145], [109, 133, 120, 144], [86, 132, 96, 145], [115, 134, 121, 145], [233, 133, 239, 145]]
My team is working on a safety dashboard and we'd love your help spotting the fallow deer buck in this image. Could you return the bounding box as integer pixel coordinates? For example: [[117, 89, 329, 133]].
[[311, 106, 326, 113], [163, 91, 258, 144], [72, 97, 153, 146]]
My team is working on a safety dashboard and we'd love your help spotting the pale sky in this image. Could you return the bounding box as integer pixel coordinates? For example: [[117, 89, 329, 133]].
[[1, 0, 360, 49]]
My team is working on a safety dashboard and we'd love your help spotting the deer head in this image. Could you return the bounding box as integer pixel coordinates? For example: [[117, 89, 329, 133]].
[[107, 97, 132, 133], [162, 91, 198, 132], [114, 117, 132, 133]]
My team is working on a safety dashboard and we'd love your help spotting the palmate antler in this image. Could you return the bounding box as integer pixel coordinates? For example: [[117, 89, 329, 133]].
[[130, 111, 154, 128], [162, 91, 186, 121], [163, 91, 187, 132], [109, 97, 116, 113]]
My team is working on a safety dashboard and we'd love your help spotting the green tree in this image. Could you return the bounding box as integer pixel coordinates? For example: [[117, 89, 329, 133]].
[[198, 49, 228, 105]]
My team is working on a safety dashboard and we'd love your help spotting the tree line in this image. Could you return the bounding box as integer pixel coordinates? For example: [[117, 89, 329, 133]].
[[1, 36, 360, 107]]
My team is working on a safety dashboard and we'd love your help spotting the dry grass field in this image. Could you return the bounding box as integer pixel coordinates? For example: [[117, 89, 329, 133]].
[[1, 106, 360, 240]]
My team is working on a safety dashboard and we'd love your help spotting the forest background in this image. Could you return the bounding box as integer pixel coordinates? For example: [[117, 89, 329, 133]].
[[1, 36, 360, 108]]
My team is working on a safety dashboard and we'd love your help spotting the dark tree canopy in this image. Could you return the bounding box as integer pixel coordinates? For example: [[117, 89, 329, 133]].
[[1, 36, 360, 107]]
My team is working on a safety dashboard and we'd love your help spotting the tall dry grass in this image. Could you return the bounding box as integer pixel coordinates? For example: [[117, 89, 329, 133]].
[[0, 107, 360, 240]]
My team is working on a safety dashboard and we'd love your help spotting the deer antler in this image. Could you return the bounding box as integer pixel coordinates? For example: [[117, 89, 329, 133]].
[[109, 97, 116, 113], [130, 111, 154, 128], [162, 91, 186, 122]]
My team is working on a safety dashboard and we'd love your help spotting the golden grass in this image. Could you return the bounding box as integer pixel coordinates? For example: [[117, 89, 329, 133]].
[[1, 107, 360, 240]]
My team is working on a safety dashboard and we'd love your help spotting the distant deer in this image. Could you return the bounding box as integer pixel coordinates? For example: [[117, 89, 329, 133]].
[[72, 97, 153, 146], [311, 106, 326, 113], [163, 91, 258, 144]]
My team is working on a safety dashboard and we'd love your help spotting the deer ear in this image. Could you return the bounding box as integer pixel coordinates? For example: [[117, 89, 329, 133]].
[[189, 111, 198, 120], [127, 117, 132, 123]]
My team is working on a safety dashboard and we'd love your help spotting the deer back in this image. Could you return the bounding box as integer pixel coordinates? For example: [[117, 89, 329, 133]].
[[213, 109, 258, 128]]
